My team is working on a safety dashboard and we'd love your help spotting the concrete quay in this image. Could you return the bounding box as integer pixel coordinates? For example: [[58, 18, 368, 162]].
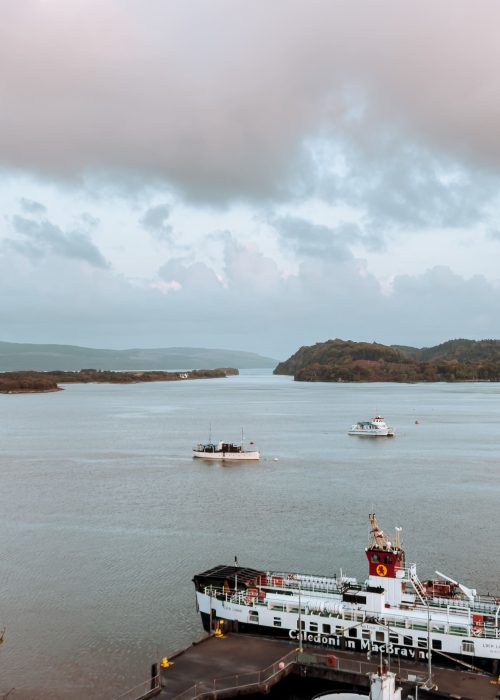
[[150, 633, 500, 700]]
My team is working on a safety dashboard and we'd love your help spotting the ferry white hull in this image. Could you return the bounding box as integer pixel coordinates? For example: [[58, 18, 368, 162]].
[[195, 581, 500, 673], [193, 515, 500, 675]]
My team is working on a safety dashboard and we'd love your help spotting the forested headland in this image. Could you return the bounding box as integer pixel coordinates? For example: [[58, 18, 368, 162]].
[[274, 338, 500, 382]]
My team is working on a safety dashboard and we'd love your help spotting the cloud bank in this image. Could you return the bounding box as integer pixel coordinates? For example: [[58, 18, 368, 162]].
[[0, 1, 499, 355], [2, 1, 500, 200]]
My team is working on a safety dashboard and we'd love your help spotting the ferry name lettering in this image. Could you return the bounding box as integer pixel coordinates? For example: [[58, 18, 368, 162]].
[[288, 630, 340, 647], [287, 630, 428, 660], [368, 642, 425, 659]]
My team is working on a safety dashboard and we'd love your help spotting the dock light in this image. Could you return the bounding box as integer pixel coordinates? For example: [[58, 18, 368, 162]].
[[160, 657, 174, 668]]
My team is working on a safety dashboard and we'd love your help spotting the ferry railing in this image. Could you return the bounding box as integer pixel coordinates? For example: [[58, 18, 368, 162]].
[[204, 587, 500, 639], [417, 594, 499, 615], [273, 578, 343, 596]]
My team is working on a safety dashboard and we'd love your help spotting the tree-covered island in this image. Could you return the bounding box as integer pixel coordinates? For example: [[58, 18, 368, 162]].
[[274, 338, 500, 382]]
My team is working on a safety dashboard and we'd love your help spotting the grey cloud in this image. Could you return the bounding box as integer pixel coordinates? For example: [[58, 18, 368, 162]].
[[1, 229, 499, 356], [139, 204, 172, 241], [150, 252, 500, 354], [158, 257, 223, 296], [385, 267, 498, 342], [9, 215, 109, 269], [20, 198, 46, 214], [273, 216, 362, 261], [222, 235, 283, 299], [487, 228, 500, 241], [330, 141, 498, 232], [1, 1, 500, 204], [80, 212, 100, 229]]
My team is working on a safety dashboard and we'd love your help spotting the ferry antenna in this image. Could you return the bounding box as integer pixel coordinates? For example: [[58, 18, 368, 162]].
[[395, 526, 402, 551]]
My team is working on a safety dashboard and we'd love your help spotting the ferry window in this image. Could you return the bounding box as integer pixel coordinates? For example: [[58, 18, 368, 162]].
[[462, 640, 474, 654], [273, 617, 282, 628], [335, 625, 344, 635], [403, 635, 412, 646], [418, 638, 427, 649], [432, 639, 442, 650], [310, 622, 318, 633], [297, 620, 305, 630], [322, 623, 331, 634], [348, 628, 357, 638], [375, 631, 385, 642], [389, 633, 399, 645], [249, 611, 259, 623], [362, 630, 371, 640], [372, 554, 380, 562]]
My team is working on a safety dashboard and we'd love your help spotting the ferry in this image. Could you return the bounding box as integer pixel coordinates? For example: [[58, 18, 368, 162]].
[[193, 515, 500, 675], [349, 416, 394, 436], [192, 441, 260, 460]]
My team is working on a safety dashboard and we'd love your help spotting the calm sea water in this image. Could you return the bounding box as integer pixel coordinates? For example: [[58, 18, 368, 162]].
[[0, 372, 499, 698]]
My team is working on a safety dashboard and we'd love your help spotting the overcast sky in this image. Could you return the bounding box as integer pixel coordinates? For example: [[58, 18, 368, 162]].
[[1, 0, 500, 359]]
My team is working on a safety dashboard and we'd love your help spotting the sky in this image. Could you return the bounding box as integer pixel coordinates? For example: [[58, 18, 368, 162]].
[[1, 0, 500, 359]]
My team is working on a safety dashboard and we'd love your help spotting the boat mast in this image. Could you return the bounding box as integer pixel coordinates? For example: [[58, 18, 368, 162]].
[[369, 513, 389, 548]]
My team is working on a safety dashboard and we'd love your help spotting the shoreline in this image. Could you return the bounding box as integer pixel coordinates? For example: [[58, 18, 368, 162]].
[[0, 368, 238, 394]]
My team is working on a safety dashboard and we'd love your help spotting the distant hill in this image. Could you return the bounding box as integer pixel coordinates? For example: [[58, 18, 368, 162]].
[[274, 338, 500, 382], [0, 341, 277, 371]]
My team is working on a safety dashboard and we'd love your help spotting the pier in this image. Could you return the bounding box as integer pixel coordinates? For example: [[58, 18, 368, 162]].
[[120, 634, 500, 700]]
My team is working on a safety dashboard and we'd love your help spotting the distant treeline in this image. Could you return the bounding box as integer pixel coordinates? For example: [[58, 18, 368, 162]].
[[0, 368, 238, 393], [274, 338, 500, 382]]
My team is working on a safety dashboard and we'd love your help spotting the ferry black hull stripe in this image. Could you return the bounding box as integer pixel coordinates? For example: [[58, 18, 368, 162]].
[[200, 613, 497, 674]]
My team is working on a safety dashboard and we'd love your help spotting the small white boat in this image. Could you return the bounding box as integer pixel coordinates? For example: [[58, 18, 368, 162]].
[[193, 440, 260, 460], [348, 415, 394, 437]]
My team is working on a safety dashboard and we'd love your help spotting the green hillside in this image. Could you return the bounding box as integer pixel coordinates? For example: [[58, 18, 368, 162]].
[[274, 338, 500, 382], [0, 341, 277, 371]]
